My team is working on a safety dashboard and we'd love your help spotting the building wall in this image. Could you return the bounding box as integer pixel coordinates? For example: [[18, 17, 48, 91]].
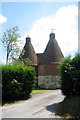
[[38, 63, 60, 76], [38, 76, 60, 89], [38, 63, 61, 89]]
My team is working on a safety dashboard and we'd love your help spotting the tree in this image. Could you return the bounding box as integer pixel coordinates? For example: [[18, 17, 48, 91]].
[[1, 26, 21, 64], [19, 48, 32, 66], [11, 58, 32, 67]]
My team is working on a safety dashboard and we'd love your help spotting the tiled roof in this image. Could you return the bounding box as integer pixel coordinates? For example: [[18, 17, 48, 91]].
[[37, 38, 64, 65], [20, 37, 37, 65], [20, 33, 64, 66]]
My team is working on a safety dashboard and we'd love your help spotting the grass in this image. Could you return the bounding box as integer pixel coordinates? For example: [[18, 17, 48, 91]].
[[2, 99, 27, 106], [2, 88, 52, 106], [31, 87, 52, 96], [30, 89, 52, 96]]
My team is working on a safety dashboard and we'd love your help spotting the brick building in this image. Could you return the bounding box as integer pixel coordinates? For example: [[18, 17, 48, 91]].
[[20, 32, 64, 89]]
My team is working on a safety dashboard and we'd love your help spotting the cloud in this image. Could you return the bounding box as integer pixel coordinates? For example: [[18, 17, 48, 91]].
[[0, 59, 6, 65], [0, 14, 7, 24], [20, 5, 78, 57]]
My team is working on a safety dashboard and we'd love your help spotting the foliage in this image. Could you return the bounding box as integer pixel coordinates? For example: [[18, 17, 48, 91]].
[[1, 64, 36, 102], [56, 96, 80, 119], [1, 26, 21, 64], [11, 57, 32, 67], [3, 88, 51, 106], [19, 48, 32, 66], [59, 53, 80, 97], [11, 58, 25, 67]]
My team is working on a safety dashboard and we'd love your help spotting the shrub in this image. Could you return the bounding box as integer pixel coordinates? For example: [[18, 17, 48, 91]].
[[1, 64, 36, 101], [59, 53, 80, 97], [56, 96, 80, 119]]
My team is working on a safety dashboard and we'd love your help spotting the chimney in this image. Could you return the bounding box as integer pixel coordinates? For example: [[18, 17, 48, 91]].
[[26, 37, 31, 43], [49, 32, 55, 39]]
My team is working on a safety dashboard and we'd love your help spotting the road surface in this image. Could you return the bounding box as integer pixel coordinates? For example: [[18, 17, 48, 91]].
[[2, 89, 65, 118]]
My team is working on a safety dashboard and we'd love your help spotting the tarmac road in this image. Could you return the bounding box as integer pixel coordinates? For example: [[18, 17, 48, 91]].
[[2, 89, 65, 118]]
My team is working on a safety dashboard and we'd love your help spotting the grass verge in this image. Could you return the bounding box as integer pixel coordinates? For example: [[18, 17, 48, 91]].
[[30, 89, 52, 96], [2, 88, 52, 106]]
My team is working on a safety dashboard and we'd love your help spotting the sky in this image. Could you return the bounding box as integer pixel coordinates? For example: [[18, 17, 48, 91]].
[[0, 2, 78, 64]]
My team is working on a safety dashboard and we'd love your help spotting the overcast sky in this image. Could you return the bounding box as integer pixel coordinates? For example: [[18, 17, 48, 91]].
[[0, 2, 78, 64]]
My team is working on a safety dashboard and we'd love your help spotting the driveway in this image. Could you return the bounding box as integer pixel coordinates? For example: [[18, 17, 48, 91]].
[[2, 89, 65, 118]]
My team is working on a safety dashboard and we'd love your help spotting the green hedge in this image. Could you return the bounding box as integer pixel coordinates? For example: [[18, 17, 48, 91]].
[[1, 64, 36, 101], [60, 53, 80, 97]]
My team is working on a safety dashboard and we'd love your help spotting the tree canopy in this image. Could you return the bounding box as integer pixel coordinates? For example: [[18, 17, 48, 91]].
[[1, 26, 21, 64]]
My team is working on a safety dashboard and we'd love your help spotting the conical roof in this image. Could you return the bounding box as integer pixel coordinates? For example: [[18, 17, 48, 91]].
[[20, 37, 37, 65], [37, 32, 64, 65]]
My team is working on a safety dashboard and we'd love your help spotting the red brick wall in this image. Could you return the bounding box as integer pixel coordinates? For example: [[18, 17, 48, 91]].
[[38, 63, 60, 76]]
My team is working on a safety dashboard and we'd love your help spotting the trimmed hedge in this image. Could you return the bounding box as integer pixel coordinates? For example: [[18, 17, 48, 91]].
[[1, 64, 36, 101], [60, 54, 80, 97]]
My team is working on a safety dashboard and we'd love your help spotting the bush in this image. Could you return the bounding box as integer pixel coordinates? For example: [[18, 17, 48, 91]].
[[59, 53, 80, 97], [56, 96, 80, 119], [1, 64, 36, 101]]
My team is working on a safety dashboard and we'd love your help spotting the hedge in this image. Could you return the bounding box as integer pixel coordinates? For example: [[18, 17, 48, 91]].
[[1, 64, 36, 101], [59, 53, 80, 97]]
